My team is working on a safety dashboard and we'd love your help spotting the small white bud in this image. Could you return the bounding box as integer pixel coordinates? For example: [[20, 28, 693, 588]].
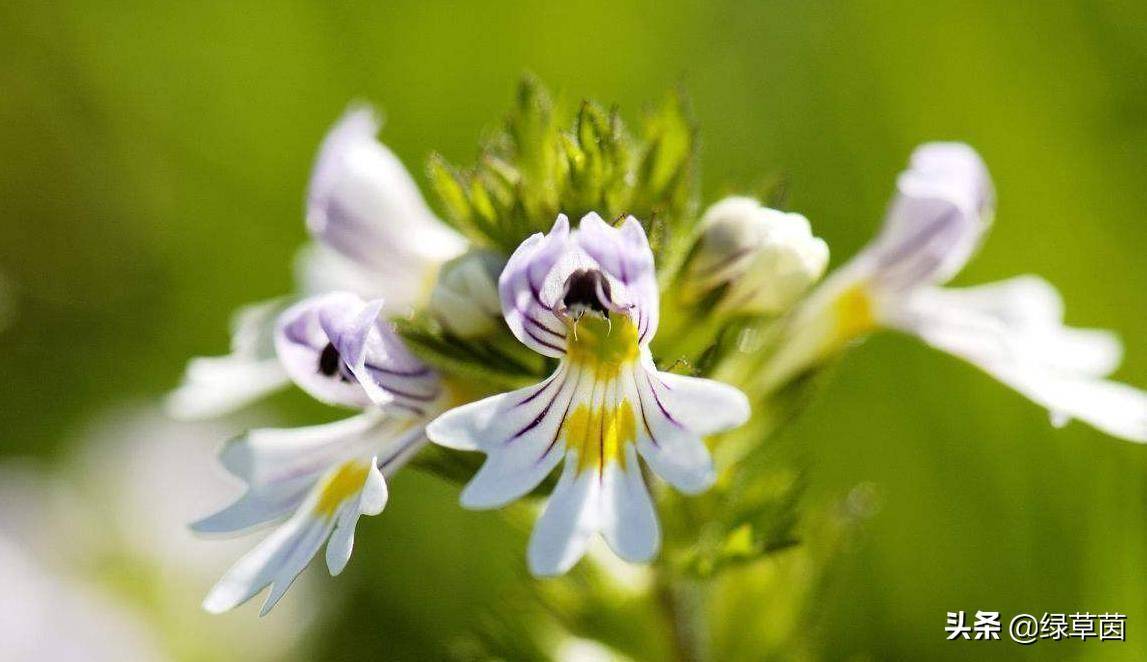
[[428, 250, 505, 338], [687, 196, 829, 315]]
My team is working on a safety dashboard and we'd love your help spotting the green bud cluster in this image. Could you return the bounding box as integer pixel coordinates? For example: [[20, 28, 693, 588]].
[[426, 76, 698, 262]]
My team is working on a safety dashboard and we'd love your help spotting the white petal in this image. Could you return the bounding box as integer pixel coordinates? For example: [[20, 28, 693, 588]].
[[460, 446, 566, 510], [218, 412, 384, 487], [895, 286, 1147, 442], [651, 363, 752, 435], [306, 104, 465, 272], [203, 457, 383, 615], [903, 277, 1122, 376], [629, 362, 747, 494], [324, 500, 362, 577], [325, 462, 386, 576], [358, 459, 390, 515], [990, 366, 1147, 442], [189, 482, 310, 536], [295, 243, 419, 307], [191, 412, 390, 534], [427, 368, 568, 452], [202, 511, 332, 615], [527, 459, 601, 576], [166, 356, 289, 420], [600, 446, 660, 563], [258, 518, 335, 616], [902, 142, 995, 220], [427, 367, 579, 508]]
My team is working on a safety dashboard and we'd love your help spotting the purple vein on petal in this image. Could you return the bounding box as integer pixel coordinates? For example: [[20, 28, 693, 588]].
[[507, 372, 569, 445], [644, 370, 682, 428], [525, 327, 566, 354], [516, 368, 564, 406], [630, 367, 659, 448], [537, 369, 584, 465]]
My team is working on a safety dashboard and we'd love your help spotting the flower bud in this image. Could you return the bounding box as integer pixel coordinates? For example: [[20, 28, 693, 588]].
[[428, 250, 506, 338], [687, 196, 829, 315]]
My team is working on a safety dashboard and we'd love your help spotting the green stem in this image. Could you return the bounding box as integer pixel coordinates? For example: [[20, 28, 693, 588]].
[[656, 573, 710, 662]]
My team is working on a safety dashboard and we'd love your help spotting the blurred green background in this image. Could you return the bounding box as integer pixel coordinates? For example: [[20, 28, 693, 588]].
[[3, 1, 1147, 659]]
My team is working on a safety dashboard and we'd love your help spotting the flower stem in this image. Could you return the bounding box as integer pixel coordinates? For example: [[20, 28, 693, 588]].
[[656, 573, 710, 662]]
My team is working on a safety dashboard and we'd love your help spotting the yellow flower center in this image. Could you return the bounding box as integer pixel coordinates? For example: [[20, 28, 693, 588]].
[[564, 400, 637, 474], [565, 313, 640, 380], [314, 460, 370, 516]]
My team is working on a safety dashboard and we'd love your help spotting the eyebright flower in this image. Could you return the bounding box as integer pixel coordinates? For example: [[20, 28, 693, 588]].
[[171, 103, 462, 614], [762, 142, 1147, 442], [167, 104, 464, 420], [426, 213, 751, 576], [685, 196, 829, 315], [194, 292, 442, 615]]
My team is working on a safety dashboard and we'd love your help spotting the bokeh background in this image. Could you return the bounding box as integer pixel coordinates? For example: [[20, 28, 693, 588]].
[[3, 1, 1147, 660]]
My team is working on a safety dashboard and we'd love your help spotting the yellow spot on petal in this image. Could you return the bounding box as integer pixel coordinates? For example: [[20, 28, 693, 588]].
[[314, 461, 370, 517], [564, 399, 637, 474], [832, 283, 875, 343], [565, 314, 640, 380]]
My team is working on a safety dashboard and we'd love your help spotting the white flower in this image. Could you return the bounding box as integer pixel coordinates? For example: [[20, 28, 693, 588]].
[[427, 213, 750, 576], [171, 103, 465, 614], [168, 104, 465, 421], [688, 196, 828, 315], [194, 293, 442, 615], [763, 142, 1147, 442], [427, 250, 506, 338]]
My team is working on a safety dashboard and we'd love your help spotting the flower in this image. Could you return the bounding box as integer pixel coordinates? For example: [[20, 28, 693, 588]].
[[194, 293, 443, 615], [686, 196, 829, 315], [427, 250, 506, 338], [167, 104, 464, 421], [761, 142, 1147, 442], [273, 292, 442, 414], [427, 213, 750, 576]]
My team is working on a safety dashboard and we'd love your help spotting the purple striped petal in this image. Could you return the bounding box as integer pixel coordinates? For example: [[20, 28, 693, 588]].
[[868, 142, 994, 291], [498, 215, 572, 357], [306, 105, 465, 274], [575, 214, 660, 343], [275, 292, 439, 411]]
